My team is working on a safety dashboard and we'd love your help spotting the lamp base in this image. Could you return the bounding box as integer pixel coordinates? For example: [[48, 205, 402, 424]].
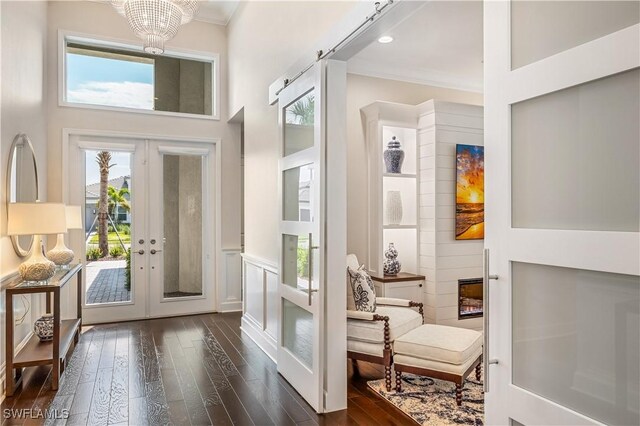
[[19, 235, 56, 283], [46, 234, 74, 266]]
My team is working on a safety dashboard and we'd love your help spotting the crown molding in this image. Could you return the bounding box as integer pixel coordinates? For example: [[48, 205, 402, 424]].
[[347, 57, 483, 94]]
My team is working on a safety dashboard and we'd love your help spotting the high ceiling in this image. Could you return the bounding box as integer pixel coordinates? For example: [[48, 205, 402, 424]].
[[196, 0, 240, 25], [348, 1, 483, 92]]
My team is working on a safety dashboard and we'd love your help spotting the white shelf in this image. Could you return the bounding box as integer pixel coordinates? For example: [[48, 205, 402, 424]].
[[383, 173, 416, 178], [383, 225, 417, 229]]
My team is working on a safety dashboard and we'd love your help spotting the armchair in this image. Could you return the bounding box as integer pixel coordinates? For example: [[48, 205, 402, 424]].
[[346, 254, 424, 391]]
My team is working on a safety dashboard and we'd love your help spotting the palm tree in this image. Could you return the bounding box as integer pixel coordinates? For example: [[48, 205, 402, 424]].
[[96, 151, 113, 258], [288, 94, 315, 125], [107, 185, 130, 223]]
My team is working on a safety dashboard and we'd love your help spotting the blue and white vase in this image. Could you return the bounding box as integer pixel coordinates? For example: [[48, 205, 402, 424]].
[[34, 314, 54, 341], [383, 136, 405, 174], [383, 243, 402, 276]]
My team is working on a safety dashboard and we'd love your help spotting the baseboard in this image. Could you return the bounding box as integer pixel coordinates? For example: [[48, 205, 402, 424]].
[[241, 315, 277, 363], [218, 300, 242, 312], [0, 331, 35, 403]]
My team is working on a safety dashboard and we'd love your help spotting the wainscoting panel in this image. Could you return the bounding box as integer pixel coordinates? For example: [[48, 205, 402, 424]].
[[240, 255, 278, 362], [218, 249, 242, 312]]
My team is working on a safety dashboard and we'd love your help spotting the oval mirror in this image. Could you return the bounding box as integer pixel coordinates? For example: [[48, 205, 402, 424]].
[[7, 133, 39, 257]]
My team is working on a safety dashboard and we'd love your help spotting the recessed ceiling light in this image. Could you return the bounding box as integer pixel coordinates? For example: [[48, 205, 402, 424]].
[[378, 36, 394, 44]]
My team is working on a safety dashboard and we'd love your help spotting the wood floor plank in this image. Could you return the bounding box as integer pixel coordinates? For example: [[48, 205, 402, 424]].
[[79, 328, 105, 384], [108, 328, 129, 425], [167, 400, 190, 426], [172, 352, 211, 425], [144, 381, 169, 426], [69, 381, 95, 416], [128, 328, 145, 399], [98, 328, 117, 370], [128, 397, 148, 426], [87, 368, 112, 425]]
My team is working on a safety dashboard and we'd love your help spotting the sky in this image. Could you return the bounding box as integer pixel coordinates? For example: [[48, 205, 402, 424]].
[[67, 53, 154, 110], [456, 144, 484, 204], [85, 151, 132, 187]]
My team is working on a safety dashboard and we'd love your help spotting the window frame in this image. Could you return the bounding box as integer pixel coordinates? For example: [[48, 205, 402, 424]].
[[59, 30, 220, 120]]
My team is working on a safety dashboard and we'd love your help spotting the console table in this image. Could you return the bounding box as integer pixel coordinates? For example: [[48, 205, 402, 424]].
[[370, 272, 425, 302], [4, 264, 83, 396]]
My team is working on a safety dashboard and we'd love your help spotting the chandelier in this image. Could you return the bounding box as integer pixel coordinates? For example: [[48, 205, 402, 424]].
[[111, 0, 198, 54]]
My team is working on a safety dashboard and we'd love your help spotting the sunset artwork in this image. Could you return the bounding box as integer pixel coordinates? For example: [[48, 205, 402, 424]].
[[456, 144, 484, 240]]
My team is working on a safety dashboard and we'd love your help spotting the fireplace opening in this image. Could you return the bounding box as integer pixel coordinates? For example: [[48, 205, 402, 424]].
[[458, 278, 483, 319]]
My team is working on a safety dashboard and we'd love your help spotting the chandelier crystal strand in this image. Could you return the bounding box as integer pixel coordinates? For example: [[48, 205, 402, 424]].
[[115, 0, 198, 55]]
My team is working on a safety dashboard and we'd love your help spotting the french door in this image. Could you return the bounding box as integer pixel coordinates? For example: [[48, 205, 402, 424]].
[[484, 2, 639, 425], [67, 134, 217, 324]]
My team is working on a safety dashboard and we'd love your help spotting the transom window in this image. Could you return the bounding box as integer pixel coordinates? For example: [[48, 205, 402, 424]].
[[62, 35, 218, 119]]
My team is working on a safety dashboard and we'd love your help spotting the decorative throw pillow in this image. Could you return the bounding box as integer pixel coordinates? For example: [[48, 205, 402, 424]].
[[347, 265, 376, 312]]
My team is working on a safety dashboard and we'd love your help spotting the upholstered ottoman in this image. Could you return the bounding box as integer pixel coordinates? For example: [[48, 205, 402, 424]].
[[393, 324, 483, 406]]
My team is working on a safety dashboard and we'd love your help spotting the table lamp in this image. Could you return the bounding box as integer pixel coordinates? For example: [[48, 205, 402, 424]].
[[7, 202, 67, 283], [47, 205, 83, 268]]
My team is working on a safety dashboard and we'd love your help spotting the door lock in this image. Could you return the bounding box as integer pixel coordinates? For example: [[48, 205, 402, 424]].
[[150, 239, 156, 244], [137, 249, 145, 255], [138, 239, 145, 244]]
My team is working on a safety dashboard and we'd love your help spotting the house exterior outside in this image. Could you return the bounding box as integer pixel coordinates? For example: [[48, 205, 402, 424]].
[[84, 175, 131, 233]]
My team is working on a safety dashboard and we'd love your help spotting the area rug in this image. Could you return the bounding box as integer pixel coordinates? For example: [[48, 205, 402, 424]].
[[367, 373, 484, 425]]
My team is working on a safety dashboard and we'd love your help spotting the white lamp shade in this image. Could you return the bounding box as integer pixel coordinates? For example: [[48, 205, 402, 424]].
[[7, 202, 67, 236], [65, 205, 83, 230]]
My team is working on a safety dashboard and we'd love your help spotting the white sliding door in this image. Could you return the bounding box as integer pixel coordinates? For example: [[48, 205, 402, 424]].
[[484, 2, 639, 425]]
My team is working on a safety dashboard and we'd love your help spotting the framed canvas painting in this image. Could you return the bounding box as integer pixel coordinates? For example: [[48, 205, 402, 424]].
[[456, 144, 484, 240]]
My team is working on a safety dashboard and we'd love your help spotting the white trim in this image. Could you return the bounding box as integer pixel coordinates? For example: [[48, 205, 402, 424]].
[[347, 57, 483, 93], [218, 248, 243, 312], [156, 145, 211, 156], [241, 315, 277, 362], [58, 30, 221, 120]]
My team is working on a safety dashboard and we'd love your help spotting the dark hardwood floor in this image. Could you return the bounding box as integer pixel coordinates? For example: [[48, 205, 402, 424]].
[[1, 312, 415, 425]]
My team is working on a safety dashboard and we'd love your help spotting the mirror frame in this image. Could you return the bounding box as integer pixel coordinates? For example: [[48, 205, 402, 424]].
[[6, 133, 39, 257]]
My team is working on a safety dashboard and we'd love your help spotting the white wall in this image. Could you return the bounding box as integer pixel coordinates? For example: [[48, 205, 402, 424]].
[[0, 0, 49, 399], [346, 74, 483, 263], [227, 1, 357, 264], [418, 101, 484, 330], [46, 1, 241, 250]]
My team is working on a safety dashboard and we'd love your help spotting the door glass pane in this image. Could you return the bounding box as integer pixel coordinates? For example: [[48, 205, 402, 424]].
[[511, 1, 640, 69], [84, 150, 132, 305], [512, 262, 640, 425], [283, 299, 313, 368], [283, 164, 314, 222], [284, 91, 315, 156], [163, 154, 203, 298], [511, 68, 640, 232], [282, 234, 309, 290]]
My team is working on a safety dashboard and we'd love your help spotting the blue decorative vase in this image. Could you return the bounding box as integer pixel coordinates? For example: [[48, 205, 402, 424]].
[[383, 243, 402, 276], [383, 136, 405, 174]]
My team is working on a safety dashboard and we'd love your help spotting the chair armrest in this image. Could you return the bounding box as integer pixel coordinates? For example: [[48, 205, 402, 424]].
[[347, 310, 376, 321], [376, 298, 424, 323], [376, 297, 411, 307]]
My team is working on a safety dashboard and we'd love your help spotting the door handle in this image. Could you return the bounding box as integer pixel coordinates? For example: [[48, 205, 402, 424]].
[[483, 248, 499, 393], [307, 233, 319, 306], [150, 249, 162, 255], [136, 249, 145, 255]]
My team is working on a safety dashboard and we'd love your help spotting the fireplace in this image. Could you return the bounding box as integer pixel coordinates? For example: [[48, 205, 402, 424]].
[[458, 278, 483, 319]]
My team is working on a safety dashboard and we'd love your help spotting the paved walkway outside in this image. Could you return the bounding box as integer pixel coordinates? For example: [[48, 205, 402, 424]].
[[86, 260, 130, 304]]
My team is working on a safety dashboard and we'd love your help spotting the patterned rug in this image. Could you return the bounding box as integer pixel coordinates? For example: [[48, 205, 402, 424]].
[[368, 373, 484, 425]]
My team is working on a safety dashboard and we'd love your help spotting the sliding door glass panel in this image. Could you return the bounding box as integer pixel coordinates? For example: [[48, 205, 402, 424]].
[[284, 91, 315, 156], [282, 233, 310, 290], [511, 1, 640, 69], [163, 155, 203, 298], [84, 150, 132, 305], [512, 262, 640, 425], [282, 299, 313, 368], [511, 68, 639, 231], [283, 164, 314, 222]]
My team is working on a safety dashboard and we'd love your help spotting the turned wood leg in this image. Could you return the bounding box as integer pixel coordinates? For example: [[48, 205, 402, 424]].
[[476, 363, 481, 381], [384, 366, 392, 392], [455, 382, 463, 406], [395, 370, 402, 392]]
